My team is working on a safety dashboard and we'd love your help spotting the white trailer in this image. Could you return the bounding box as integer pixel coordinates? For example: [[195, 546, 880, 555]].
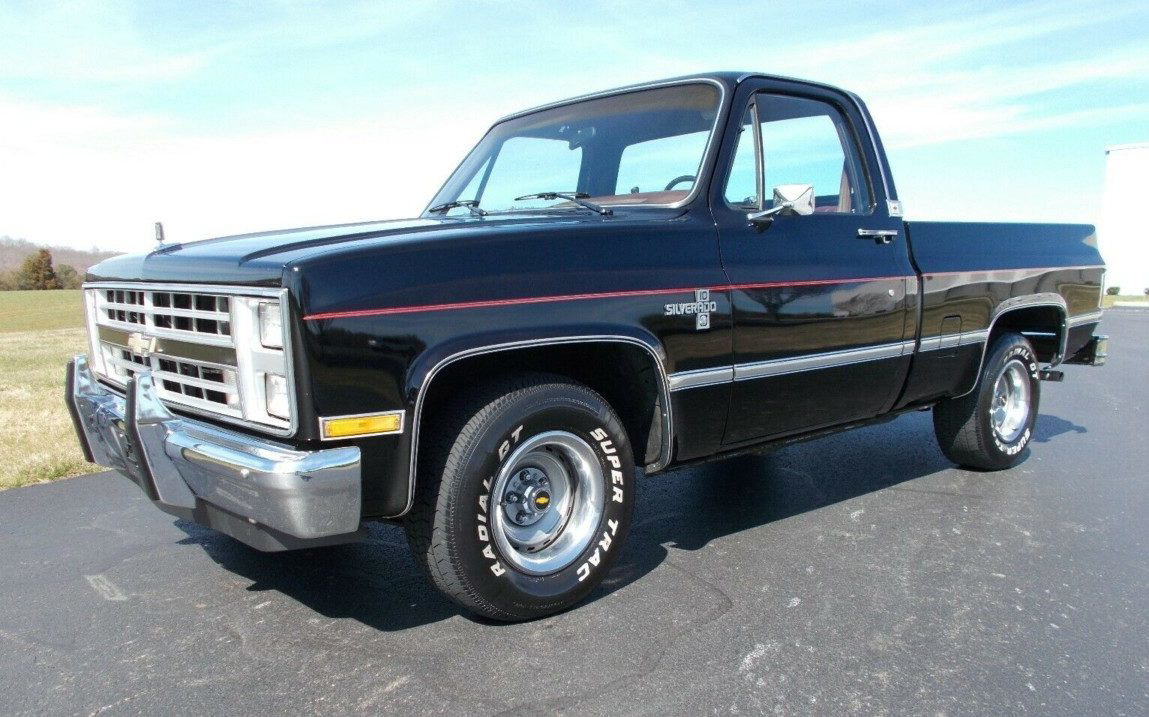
[[1100, 143, 1149, 296]]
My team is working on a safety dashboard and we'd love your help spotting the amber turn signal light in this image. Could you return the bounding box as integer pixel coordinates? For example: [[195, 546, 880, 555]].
[[320, 412, 404, 440]]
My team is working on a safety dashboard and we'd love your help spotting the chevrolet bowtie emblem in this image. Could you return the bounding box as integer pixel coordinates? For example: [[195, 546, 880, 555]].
[[126, 332, 157, 357]]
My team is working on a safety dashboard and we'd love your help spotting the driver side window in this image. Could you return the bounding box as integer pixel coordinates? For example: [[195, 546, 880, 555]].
[[724, 105, 759, 208], [724, 93, 871, 214]]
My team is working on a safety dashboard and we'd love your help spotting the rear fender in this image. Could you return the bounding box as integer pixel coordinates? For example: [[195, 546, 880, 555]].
[[953, 293, 1068, 398]]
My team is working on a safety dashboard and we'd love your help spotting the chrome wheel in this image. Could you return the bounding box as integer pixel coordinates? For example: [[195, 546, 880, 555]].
[[490, 431, 605, 575], [990, 359, 1031, 443]]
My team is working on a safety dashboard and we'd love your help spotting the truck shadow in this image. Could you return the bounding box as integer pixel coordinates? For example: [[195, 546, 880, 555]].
[[1032, 413, 1087, 443], [173, 410, 1083, 630], [591, 410, 952, 607], [174, 518, 461, 630]]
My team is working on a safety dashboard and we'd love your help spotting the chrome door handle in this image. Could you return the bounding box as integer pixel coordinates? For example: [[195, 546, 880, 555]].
[[858, 228, 898, 244]]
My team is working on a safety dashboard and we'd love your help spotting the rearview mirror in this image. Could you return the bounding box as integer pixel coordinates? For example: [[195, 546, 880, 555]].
[[563, 125, 596, 150], [747, 184, 815, 226]]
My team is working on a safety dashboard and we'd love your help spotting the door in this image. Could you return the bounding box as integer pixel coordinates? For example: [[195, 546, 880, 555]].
[[712, 84, 913, 444]]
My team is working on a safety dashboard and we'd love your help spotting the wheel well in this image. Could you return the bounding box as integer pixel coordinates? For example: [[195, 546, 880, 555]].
[[990, 305, 1065, 362], [419, 342, 666, 468]]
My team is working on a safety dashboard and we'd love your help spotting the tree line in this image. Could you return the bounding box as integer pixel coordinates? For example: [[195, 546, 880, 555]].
[[0, 249, 84, 290]]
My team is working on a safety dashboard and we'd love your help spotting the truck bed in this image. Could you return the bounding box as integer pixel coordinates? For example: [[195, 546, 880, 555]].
[[895, 221, 1104, 407]]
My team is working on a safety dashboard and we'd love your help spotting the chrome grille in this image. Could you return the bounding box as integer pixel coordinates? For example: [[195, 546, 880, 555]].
[[97, 288, 232, 343], [99, 341, 241, 416], [84, 282, 292, 433]]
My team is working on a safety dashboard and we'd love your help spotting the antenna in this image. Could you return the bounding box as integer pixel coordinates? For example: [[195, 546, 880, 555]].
[[155, 221, 165, 245]]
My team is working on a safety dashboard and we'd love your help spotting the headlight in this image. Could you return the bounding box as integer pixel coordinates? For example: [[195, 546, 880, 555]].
[[258, 302, 283, 349], [264, 373, 290, 420]]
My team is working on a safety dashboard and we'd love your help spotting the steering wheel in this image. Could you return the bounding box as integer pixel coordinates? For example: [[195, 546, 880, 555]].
[[664, 175, 696, 191]]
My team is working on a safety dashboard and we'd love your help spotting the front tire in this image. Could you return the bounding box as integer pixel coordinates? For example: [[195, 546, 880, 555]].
[[933, 332, 1040, 470], [404, 374, 635, 621]]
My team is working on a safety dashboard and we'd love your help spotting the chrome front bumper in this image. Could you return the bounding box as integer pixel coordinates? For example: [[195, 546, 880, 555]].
[[66, 355, 365, 551]]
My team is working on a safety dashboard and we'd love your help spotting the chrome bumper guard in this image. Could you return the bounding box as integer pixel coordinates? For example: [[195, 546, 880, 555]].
[[67, 355, 365, 551]]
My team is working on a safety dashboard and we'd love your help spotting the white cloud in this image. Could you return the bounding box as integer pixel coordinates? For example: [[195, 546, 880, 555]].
[[1, 0, 1146, 249], [0, 96, 487, 251], [0, 0, 436, 85], [0, 1, 217, 84]]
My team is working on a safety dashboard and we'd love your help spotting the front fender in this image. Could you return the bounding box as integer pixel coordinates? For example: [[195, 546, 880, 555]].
[[397, 325, 674, 518]]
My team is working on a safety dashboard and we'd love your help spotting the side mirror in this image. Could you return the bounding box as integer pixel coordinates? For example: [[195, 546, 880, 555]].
[[747, 184, 815, 227]]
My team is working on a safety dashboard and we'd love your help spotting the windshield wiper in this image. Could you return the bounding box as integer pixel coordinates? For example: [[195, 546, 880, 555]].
[[513, 192, 613, 216], [427, 199, 487, 217]]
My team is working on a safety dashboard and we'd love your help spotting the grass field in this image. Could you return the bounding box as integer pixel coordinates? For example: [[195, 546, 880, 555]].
[[0, 289, 85, 332], [0, 291, 90, 489]]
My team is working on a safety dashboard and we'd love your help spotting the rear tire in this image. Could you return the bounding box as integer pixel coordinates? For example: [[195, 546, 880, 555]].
[[404, 374, 635, 621], [933, 332, 1040, 470]]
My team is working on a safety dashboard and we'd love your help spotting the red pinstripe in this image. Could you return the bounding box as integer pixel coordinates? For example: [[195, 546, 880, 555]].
[[302, 274, 909, 321]]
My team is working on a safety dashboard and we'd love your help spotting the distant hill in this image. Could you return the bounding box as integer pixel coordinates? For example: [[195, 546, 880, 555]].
[[0, 236, 120, 274]]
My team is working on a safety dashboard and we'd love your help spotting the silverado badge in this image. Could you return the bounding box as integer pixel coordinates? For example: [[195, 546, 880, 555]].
[[665, 289, 716, 330]]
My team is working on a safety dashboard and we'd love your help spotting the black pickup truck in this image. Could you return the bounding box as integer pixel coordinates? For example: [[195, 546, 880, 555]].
[[68, 72, 1108, 621]]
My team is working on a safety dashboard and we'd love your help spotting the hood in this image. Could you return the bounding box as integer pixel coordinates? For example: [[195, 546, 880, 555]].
[[85, 217, 447, 286], [84, 207, 679, 289]]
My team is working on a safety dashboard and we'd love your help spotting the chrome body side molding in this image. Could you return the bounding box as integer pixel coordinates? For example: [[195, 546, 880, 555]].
[[734, 341, 915, 381], [918, 329, 990, 352], [1067, 310, 1104, 327], [668, 340, 915, 391], [667, 366, 734, 391]]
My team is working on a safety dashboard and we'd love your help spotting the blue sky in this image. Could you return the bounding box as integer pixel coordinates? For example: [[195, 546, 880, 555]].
[[1, 0, 1147, 251]]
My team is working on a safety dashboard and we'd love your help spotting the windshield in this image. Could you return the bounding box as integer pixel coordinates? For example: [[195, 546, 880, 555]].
[[426, 83, 722, 215]]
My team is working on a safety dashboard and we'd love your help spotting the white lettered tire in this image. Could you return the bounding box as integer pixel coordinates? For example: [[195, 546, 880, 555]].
[[933, 332, 1040, 471], [404, 374, 635, 621]]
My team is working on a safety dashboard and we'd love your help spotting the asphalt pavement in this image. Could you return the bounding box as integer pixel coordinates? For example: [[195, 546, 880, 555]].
[[2, 311, 1146, 716]]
